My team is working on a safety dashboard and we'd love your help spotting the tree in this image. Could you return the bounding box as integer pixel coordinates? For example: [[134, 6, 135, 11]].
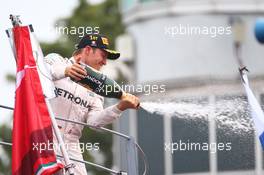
[[0, 0, 124, 174], [42, 0, 124, 58], [0, 124, 12, 175]]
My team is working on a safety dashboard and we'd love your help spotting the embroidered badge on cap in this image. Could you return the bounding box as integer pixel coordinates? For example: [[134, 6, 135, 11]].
[[102, 37, 109, 45]]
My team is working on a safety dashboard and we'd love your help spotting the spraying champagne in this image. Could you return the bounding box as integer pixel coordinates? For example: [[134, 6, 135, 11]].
[[66, 32, 140, 108]]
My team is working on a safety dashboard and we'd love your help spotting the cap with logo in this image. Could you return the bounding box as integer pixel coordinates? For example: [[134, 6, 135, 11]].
[[75, 34, 120, 60]]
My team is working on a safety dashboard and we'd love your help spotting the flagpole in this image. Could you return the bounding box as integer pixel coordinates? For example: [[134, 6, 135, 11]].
[[45, 99, 75, 174], [230, 17, 249, 79], [8, 14, 75, 175]]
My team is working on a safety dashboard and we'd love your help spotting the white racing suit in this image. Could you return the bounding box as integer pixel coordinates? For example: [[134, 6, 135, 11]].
[[44, 53, 122, 175]]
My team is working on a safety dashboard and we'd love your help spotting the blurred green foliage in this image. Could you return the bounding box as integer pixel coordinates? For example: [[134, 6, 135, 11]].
[[41, 0, 124, 58], [0, 124, 12, 175], [0, 0, 124, 174]]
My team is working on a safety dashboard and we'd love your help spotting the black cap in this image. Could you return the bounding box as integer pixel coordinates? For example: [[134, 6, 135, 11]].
[[76, 34, 120, 60]]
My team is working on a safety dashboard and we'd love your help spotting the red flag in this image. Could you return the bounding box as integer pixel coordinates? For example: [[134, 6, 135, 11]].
[[12, 26, 63, 175]]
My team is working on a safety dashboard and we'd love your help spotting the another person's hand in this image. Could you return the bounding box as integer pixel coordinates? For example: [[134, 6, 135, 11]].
[[117, 92, 140, 111], [65, 57, 87, 81]]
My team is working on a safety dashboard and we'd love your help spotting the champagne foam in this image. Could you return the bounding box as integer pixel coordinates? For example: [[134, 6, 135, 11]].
[[140, 98, 254, 134]]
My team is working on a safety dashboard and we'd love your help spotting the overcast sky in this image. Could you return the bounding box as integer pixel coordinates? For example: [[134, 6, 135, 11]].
[[0, 0, 105, 125]]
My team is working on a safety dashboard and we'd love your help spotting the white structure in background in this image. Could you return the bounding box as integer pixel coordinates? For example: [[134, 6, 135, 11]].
[[113, 0, 264, 175]]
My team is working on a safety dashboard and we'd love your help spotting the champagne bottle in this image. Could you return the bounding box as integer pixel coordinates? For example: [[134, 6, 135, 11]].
[[75, 63, 123, 99]]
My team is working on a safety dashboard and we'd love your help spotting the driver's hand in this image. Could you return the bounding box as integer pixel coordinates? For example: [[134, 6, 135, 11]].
[[65, 57, 87, 80], [117, 92, 140, 111]]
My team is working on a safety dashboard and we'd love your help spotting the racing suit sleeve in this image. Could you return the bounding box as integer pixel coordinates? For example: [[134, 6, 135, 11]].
[[86, 97, 122, 127], [44, 53, 70, 80]]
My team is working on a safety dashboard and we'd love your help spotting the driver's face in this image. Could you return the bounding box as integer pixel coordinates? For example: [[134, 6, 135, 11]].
[[84, 47, 107, 70]]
